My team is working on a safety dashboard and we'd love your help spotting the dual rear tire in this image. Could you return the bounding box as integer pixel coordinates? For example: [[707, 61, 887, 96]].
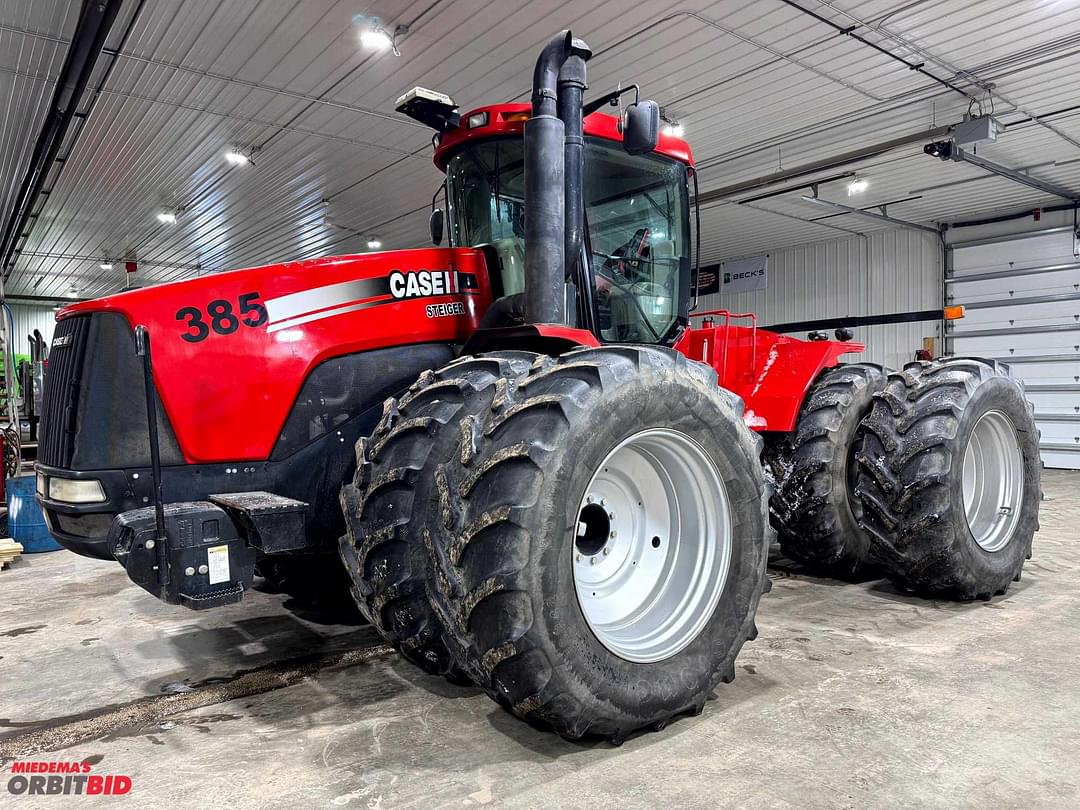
[[768, 358, 1039, 600], [768, 363, 886, 575], [854, 358, 1040, 599]]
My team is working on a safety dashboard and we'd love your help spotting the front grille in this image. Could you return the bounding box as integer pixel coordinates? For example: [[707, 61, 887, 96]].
[[39, 315, 92, 468]]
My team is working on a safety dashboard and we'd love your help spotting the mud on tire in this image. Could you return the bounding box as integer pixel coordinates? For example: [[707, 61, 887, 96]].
[[854, 358, 1041, 600], [767, 363, 886, 575], [338, 352, 535, 679], [425, 345, 769, 742]]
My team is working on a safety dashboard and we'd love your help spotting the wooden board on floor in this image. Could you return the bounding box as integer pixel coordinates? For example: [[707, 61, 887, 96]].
[[0, 538, 23, 569]]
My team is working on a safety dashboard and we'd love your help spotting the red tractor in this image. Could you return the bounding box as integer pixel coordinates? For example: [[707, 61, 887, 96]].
[[37, 32, 1040, 742]]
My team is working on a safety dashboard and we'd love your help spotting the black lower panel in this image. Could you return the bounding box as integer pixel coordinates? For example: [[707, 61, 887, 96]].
[[40, 342, 456, 561]]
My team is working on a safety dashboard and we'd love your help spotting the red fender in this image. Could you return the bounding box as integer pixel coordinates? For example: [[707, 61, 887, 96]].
[[675, 313, 863, 432]]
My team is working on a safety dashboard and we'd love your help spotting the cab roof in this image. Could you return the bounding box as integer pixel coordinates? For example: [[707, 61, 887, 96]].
[[432, 103, 694, 170]]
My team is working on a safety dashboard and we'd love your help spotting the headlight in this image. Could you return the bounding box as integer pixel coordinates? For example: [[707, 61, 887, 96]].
[[47, 477, 107, 504], [36, 472, 46, 497]]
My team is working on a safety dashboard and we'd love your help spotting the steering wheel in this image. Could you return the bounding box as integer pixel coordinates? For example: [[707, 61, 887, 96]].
[[598, 228, 652, 283]]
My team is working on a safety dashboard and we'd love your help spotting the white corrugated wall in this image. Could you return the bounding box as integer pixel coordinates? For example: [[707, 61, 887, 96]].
[[4, 304, 58, 358], [696, 229, 943, 371]]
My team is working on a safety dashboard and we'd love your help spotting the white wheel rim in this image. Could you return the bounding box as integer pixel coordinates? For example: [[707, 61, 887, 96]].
[[962, 410, 1024, 552], [572, 428, 733, 663]]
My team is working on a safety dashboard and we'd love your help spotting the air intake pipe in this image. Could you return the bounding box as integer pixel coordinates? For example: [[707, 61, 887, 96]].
[[523, 30, 591, 325]]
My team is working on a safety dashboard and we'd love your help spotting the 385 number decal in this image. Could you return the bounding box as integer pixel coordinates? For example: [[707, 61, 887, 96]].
[[176, 292, 267, 343]]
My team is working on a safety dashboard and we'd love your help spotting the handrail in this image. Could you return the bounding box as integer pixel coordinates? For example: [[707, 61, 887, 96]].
[[694, 310, 758, 388]]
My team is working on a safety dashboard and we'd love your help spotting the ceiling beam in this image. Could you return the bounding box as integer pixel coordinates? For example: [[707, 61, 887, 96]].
[[695, 124, 956, 204], [800, 195, 941, 234], [927, 141, 1080, 201]]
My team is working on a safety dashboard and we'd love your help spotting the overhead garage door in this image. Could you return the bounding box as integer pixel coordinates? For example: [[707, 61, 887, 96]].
[[945, 227, 1080, 470]]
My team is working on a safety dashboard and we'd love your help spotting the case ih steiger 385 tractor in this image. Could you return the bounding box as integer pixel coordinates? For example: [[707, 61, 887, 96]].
[[37, 32, 1041, 742]]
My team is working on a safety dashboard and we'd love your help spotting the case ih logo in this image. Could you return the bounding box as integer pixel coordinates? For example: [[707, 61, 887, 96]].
[[263, 270, 478, 332], [52, 335, 73, 348], [6, 760, 132, 796], [389, 269, 477, 299]]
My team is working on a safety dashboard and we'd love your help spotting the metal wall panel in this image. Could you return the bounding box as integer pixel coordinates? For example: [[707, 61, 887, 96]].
[[695, 228, 942, 371], [946, 228, 1080, 470], [6, 303, 57, 358]]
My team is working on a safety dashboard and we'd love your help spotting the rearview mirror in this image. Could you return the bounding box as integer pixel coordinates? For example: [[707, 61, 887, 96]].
[[622, 100, 660, 155], [430, 208, 444, 245]]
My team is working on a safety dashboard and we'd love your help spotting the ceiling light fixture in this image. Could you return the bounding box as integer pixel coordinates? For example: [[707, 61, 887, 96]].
[[99, 261, 113, 271], [662, 122, 684, 138], [156, 210, 177, 225], [360, 26, 393, 50], [847, 176, 869, 195], [224, 149, 250, 166], [355, 16, 407, 55], [367, 238, 382, 249]]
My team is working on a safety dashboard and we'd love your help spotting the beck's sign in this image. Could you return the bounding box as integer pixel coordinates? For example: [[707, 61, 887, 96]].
[[722, 255, 768, 293], [695, 254, 768, 296]]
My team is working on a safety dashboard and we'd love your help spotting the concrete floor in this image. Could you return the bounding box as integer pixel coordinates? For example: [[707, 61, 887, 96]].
[[1, 470, 1078, 808]]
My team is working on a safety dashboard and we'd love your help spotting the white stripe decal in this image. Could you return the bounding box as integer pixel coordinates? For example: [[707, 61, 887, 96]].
[[266, 298, 387, 333], [265, 278, 384, 325]]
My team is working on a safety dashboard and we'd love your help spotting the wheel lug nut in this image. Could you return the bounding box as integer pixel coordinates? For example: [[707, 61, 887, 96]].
[[576, 554, 582, 562], [603, 547, 611, 556], [586, 495, 594, 504], [589, 556, 597, 565], [608, 511, 615, 519], [609, 530, 617, 539]]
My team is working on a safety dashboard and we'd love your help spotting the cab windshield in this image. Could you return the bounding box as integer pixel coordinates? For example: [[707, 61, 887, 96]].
[[444, 137, 690, 342]]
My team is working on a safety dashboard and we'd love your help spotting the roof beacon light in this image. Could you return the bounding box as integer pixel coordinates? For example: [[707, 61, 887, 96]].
[[395, 87, 460, 131]]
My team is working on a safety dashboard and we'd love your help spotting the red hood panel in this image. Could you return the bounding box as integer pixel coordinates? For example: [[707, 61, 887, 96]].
[[61, 248, 493, 463]]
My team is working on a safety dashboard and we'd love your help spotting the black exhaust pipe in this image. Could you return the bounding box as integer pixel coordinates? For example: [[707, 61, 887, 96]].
[[524, 30, 591, 326], [557, 44, 591, 285]]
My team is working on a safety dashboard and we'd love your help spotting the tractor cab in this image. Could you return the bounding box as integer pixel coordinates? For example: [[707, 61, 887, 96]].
[[402, 91, 697, 345]]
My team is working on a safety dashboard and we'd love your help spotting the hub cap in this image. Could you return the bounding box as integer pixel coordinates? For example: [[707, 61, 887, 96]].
[[962, 410, 1024, 552], [573, 428, 732, 663]]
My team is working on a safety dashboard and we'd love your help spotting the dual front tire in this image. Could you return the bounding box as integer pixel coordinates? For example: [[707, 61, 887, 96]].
[[340, 345, 769, 741]]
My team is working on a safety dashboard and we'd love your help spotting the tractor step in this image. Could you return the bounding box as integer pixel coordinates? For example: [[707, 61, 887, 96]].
[[110, 501, 257, 610], [209, 491, 309, 553]]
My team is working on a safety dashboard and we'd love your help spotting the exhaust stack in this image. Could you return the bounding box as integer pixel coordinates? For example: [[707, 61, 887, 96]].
[[523, 30, 591, 325]]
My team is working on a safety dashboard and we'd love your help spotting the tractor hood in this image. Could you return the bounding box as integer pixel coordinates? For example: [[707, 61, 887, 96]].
[[55, 248, 495, 462]]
